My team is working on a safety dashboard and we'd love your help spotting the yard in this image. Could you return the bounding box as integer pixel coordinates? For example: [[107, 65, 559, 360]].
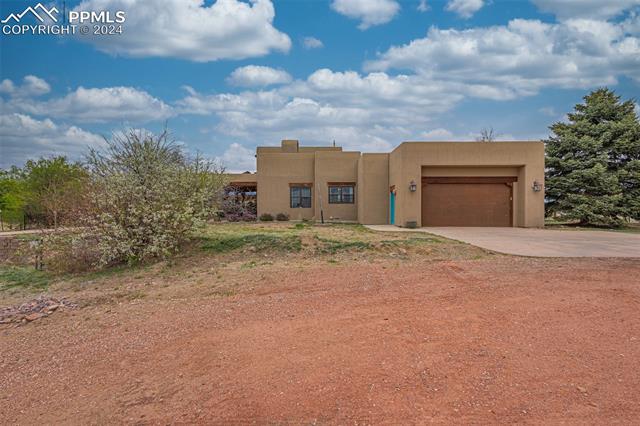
[[1, 222, 639, 423]]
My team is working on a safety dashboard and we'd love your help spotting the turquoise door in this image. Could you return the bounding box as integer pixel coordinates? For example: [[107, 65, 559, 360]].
[[389, 191, 395, 225]]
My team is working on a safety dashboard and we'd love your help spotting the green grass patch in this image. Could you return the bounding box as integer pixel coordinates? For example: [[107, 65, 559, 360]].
[[380, 236, 443, 246], [545, 221, 640, 234], [331, 223, 371, 233], [292, 222, 312, 230], [201, 233, 302, 253], [315, 236, 371, 254], [0, 266, 50, 292]]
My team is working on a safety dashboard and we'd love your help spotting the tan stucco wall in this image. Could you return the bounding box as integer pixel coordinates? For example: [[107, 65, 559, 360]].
[[257, 152, 315, 220], [389, 142, 545, 228], [314, 151, 360, 221], [252, 140, 544, 227], [357, 154, 389, 224]]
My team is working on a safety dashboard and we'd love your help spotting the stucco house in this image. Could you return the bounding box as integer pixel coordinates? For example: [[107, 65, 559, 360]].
[[227, 139, 545, 227]]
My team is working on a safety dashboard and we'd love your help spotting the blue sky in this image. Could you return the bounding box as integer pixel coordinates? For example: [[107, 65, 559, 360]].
[[1, 0, 639, 170]]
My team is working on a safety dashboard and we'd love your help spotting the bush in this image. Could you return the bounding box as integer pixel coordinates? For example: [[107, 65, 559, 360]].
[[220, 198, 256, 222], [275, 212, 289, 221], [38, 231, 100, 273], [226, 212, 256, 222], [77, 128, 227, 267], [259, 213, 274, 221]]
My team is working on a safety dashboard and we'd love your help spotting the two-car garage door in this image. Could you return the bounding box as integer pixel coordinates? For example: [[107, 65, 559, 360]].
[[421, 177, 516, 227]]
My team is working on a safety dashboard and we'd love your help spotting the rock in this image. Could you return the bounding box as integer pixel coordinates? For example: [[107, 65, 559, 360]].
[[25, 313, 44, 322], [577, 386, 587, 393]]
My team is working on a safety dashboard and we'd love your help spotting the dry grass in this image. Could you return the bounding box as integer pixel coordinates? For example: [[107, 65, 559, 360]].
[[0, 222, 493, 307]]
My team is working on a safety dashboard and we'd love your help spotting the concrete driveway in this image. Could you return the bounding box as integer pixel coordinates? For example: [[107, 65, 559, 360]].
[[366, 225, 640, 257]]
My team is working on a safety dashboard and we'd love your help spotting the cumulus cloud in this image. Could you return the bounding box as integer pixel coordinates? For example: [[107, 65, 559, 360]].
[[176, 68, 468, 154], [215, 142, 256, 172], [331, 0, 400, 29], [5, 85, 173, 123], [365, 18, 640, 98], [0, 75, 50, 97], [0, 79, 15, 95], [173, 12, 640, 154], [0, 113, 105, 167], [227, 65, 292, 87], [72, 0, 291, 62], [531, 0, 640, 20], [302, 36, 324, 49], [445, 0, 485, 19], [417, 0, 429, 12]]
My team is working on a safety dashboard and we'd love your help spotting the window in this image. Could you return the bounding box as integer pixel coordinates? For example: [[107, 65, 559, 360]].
[[328, 184, 355, 204], [290, 185, 312, 208]]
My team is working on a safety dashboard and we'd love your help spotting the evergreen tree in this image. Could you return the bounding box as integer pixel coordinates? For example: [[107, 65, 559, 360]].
[[545, 88, 640, 226]]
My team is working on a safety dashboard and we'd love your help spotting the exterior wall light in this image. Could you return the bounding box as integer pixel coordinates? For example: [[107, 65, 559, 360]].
[[532, 180, 542, 192], [409, 180, 417, 192]]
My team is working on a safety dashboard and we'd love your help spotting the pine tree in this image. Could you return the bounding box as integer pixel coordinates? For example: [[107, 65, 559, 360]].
[[545, 88, 640, 226]]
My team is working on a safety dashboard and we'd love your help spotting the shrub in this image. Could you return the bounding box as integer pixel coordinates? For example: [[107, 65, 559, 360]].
[[275, 212, 289, 221], [76, 128, 227, 267], [220, 198, 256, 222], [259, 213, 274, 221], [38, 231, 100, 273], [226, 212, 256, 222]]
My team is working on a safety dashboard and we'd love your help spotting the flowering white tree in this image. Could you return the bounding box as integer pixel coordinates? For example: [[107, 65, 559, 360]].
[[83, 128, 227, 266]]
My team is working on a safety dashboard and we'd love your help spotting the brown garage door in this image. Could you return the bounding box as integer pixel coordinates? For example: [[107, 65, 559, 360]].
[[422, 177, 516, 227]]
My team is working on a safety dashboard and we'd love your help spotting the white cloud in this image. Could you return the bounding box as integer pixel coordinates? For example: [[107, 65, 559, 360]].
[[331, 0, 400, 29], [0, 75, 50, 97], [173, 11, 640, 155], [22, 76, 51, 96], [365, 18, 640, 98], [6, 86, 173, 123], [215, 142, 256, 172], [302, 36, 324, 49], [176, 68, 466, 155], [531, 0, 640, 20], [0, 79, 15, 95], [445, 0, 485, 19], [420, 128, 454, 140], [417, 0, 430, 12], [0, 113, 105, 167], [227, 65, 292, 87], [72, 0, 291, 62]]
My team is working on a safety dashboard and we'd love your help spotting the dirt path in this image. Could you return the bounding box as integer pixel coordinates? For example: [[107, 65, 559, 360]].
[[1, 257, 640, 424]]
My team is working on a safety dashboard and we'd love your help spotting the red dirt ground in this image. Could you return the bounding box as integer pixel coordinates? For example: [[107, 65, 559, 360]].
[[1, 257, 640, 424]]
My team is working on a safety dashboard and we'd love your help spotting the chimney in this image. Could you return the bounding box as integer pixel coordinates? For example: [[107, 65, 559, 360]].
[[281, 139, 299, 152]]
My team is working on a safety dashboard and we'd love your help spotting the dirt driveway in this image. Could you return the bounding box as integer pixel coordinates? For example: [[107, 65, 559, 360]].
[[1, 256, 639, 424], [368, 225, 640, 257]]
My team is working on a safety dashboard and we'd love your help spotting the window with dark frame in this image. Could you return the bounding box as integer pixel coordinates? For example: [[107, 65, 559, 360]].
[[290, 185, 312, 208], [328, 184, 355, 204]]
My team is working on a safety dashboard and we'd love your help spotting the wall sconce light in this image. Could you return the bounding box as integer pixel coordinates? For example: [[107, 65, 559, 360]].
[[409, 180, 417, 192], [532, 180, 542, 192]]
